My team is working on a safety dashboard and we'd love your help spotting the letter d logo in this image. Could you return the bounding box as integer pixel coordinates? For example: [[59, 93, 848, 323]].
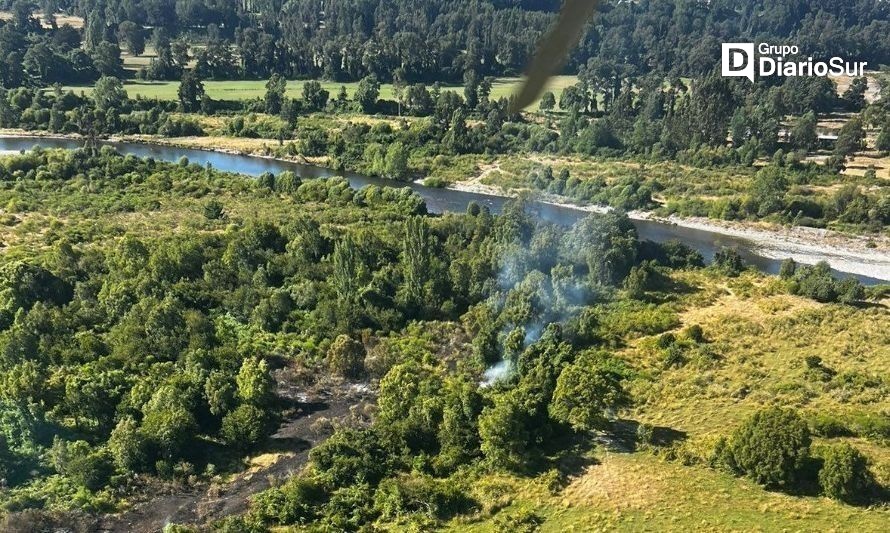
[[722, 43, 755, 82]]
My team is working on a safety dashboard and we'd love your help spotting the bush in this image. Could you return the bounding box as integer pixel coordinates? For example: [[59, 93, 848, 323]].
[[493, 509, 543, 533], [779, 258, 797, 279], [791, 263, 864, 304], [203, 199, 226, 220], [819, 443, 874, 503], [623, 261, 667, 297], [250, 476, 326, 525], [809, 414, 851, 438], [321, 483, 376, 531], [309, 427, 390, 487], [683, 324, 705, 343], [647, 239, 705, 269], [636, 422, 655, 449], [846, 413, 890, 441], [713, 248, 745, 276], [221, 404, 272, 450], [158, 115, 204, 137], [327, 335, 366, 379], [373, 475, 477, 521], [50, 439, 114, 491], [728, 408, 811, 488]]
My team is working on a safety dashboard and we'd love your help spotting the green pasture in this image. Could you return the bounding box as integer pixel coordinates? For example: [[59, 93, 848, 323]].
[[61, 75, 579, 108]]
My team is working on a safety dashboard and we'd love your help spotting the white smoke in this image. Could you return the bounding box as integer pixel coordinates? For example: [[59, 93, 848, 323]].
[[482, 359, 514, 388]]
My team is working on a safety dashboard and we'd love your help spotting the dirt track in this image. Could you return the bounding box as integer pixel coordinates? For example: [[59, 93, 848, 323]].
[[98, 371, 372, 533]]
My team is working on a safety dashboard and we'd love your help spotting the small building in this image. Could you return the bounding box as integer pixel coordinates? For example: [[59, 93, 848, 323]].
[[817, 133, 838, 150]]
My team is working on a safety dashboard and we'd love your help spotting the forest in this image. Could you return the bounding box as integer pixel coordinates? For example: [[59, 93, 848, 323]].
[[1, 1, 890, 85]]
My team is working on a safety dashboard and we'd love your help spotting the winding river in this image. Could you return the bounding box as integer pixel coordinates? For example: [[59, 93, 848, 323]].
[[1, 135, 887, 285]]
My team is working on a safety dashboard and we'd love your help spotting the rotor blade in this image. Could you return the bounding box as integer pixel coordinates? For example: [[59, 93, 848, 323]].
[[509, 0, 599, 112]]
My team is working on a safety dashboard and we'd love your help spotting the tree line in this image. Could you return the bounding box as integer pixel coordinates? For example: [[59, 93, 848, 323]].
[[4, 0, 890, 86]]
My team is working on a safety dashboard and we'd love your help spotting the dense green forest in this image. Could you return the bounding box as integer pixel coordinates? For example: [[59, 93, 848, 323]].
[[1, 0, 888, 239], [1, 0, 890, 85]]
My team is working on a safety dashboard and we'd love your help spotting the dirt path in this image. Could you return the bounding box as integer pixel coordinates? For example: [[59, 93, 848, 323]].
[[98, 372, 372, 532]]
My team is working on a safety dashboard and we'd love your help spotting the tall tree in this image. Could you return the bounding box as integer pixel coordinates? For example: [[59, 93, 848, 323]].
[[178, 70, 205, 112], [264, 73, 287, 115], [400, 217, 433, 310], [236, 357, 275, 408], [790, 111, 819, 151], [117, 21, 146, 56], [463, 69, 480, 110], [331, 236, 367, 305], [355, 75, 380, 113], [835, 116, 865, 158], [302, 80, 329, 112]]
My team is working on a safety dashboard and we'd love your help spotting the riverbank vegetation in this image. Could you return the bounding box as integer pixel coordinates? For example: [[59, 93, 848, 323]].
[[0, 3, 887, 238], [0, 149, 885, 531], [2, 68, 890, 238]]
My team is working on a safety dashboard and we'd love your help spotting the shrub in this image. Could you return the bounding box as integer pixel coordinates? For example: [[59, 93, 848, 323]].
[[638, 239, 704, 269], [661, 344, 686, 368], [221, 404, 272, 450], [790, 262, 863, 304], [158, 115, 204, 137], [203, 199, 226, 220], [846, 413, 890, 442], [50, 439, 114, 491], [327, 335, 366, 379], [728, 408, 811, 488], [549, 355, 627, 432], [321, 483, 375, 531], [250, 476, 327, 525], [108, 417, 150, 473], [656, 332, 676, 349], [493, 509, 543, 533], [819, 443, 874, 503], [683, 324, 706, 343], [636, 422, 655, 449], [836, 278, 865, 304], [623, 264, 651, 299], [713, 248, 745, 277], [779, 258, 797, 279], [373, 475, 476, 521], [310, 427, 390, 487], [803, 355, 835, 382]]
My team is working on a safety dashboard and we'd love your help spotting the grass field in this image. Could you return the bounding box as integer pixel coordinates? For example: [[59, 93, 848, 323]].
[[0, 11, 84, 29], [443, 453, 889, 532], [62, 75, 579, 109]]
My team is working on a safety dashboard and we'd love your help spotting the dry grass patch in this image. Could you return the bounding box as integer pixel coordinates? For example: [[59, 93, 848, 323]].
[[445, 453, 890, 532], [627, 270, 890, 436], [0, 11, 84, 28], [562, 454, 669, 511]]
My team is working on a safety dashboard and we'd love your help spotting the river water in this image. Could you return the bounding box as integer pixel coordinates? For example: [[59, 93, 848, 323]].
[[1, 135, 885, 285]]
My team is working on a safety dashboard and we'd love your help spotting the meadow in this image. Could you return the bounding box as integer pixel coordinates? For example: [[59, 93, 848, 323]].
[[436, 270, 890, 532], [61, 75, 579, 107]]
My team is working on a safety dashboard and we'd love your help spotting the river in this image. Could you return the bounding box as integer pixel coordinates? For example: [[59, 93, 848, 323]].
[[0, 135, 886, 285]]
